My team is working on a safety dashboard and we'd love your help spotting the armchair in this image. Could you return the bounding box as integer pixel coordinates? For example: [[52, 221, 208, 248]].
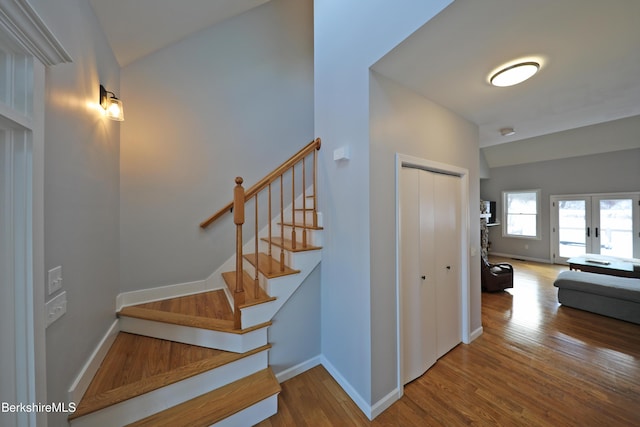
[[481, 257, 514, 292]]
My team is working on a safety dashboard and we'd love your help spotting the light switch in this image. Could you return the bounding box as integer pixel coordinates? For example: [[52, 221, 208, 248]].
[[48, 266, 63, 295], [46, 291, 67, 327]]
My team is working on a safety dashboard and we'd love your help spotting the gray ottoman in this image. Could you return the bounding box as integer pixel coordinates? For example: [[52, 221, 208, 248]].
[[553, 270, 640, 324]]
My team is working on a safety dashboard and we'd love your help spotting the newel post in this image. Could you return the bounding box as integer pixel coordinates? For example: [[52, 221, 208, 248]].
[[233, 177, 246, 328]]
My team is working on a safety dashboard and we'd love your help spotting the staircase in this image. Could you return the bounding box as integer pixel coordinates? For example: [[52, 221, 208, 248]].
[[69, 139, 322, 426]]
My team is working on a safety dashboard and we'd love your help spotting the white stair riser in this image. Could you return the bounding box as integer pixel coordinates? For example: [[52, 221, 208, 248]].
[[211, 393, 278, 427], [293, 210, 317, 225], [240, 300, 278, 330], [278, 225, 323, 247], [239, 250, 322, 329], [256, 240, 320, 262], [241, 243, 320, 285], [119, 316, 268, 353], [70, 350, 269, 427]]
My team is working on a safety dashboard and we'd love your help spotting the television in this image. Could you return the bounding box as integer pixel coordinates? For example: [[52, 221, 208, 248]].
[[483, 201, 497, 225]]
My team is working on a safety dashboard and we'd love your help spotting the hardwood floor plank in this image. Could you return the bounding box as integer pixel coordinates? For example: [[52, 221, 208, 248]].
[[257, 258, 640, 426]]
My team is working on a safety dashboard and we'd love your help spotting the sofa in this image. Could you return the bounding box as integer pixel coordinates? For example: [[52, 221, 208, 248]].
[[553, 270, 640, 324]]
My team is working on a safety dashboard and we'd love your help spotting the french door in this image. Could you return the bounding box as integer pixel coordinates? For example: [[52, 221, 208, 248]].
[[551, 193, 640, 264]]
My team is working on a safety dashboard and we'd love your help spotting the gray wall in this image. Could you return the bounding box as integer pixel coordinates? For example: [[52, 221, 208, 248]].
[[481, 147, 640, 261], [369, 72, 481, 403], [267, 265, 321, 374], [119, 0, 314, 292], [29, 0, 121, 425], [120, 0, 318, 376]]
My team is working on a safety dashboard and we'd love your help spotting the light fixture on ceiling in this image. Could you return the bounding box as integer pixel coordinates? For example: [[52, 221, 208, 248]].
[[490, 61, 540, 87], [500, 127, 515, 137], [99, 84, 124, 121]]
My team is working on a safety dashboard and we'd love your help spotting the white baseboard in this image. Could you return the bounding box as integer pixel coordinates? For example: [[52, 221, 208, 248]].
[[274, 355, 322, 383], [68, 319, 120, 404], [370, 387, 401, 420], [274, 354, 401, 421], [469, 326, 484, 342], [319, 355, 374, 420], [489, 252, 552, 264], [116, 279, 216, 311]]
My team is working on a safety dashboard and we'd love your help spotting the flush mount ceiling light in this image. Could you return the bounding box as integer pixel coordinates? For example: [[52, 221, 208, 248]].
[[490, 61, 540, 87], [99, 84, 124, 121]]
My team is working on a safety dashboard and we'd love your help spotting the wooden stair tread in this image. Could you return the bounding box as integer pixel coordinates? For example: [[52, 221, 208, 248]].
[[118, 290, 272, 334], [279, 221, 323, 230], [125, 368, 281, 427], [222, 270, 276, 308], [70, 332, 271, 419], [244, 252, 300, 279], [126, 289, 234, 321], [261, 236, 321, 252]]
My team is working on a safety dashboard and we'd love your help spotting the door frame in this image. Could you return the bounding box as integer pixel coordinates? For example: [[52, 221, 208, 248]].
[[550, 192, 640, 264], [550, 195, 593, 264], [0, 2, 71, 426], [395, 153, 471, 396]]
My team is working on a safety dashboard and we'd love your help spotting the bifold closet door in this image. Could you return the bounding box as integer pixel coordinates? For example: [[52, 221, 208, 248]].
[[433, 172, 462, 358], [400, 167, 437, 384], [400, 167, 462, 385]]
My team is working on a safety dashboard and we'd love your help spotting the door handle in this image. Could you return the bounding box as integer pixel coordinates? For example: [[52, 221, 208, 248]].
[[421, 275, 426, 280], [446, 266, 451, 270], [595, 227, 599, 238], [587, 227, 590, 237]]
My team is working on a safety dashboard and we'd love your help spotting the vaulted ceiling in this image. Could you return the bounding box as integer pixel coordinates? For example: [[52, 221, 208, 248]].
[[90, 0, 640, 165], [372, 0, 640, 149], [89, 0, 270, 67]]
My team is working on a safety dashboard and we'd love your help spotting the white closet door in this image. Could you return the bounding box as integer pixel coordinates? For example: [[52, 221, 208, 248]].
[[433, 173, 462, 358], [419, 169, 438, 371], [401, 167, 462, 385], [400, 168, 437, 384]]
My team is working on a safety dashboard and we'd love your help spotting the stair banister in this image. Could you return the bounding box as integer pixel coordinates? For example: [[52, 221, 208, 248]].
[[233, 177, 245, 329], [200, 138, 321, 330], [199, 138, 321, 229]]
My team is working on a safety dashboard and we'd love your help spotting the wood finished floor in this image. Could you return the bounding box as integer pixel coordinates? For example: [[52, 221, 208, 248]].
[[257, 258, 640, 426]]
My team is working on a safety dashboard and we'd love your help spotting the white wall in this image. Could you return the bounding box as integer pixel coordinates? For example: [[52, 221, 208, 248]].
[[314, 0, 454, 415], [481, 147, 640, 261], [369, 72, 481, 404], [120, 0, 313, 292], [28, 0, 121, 425]]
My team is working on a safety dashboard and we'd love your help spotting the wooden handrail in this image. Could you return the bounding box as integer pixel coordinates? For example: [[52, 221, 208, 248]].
[[202, 137, 321, 330], [200, 138, 321, 229]]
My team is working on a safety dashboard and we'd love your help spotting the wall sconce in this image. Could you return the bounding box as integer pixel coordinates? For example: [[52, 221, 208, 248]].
[[99, 84, 124, 121]]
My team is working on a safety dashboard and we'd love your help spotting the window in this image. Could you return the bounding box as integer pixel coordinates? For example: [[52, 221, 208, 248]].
[[502, 189, 541, 239]]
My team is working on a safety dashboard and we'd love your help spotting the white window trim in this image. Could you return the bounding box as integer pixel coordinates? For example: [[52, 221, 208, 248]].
[[502, 189, 542, 240]]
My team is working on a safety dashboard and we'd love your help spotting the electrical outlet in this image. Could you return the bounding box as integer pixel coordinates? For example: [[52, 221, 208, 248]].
[[48, 266, 63, 295], [46, 291, 67, 327]]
